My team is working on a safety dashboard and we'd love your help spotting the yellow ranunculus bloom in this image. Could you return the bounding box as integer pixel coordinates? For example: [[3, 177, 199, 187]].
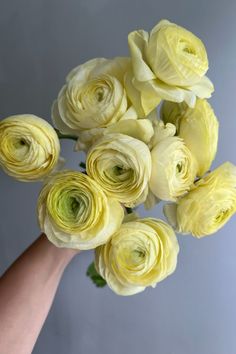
[[146, 21, 208, 86], [95, 218, 179, 296], [37, 170, 124, 250], [164, 162, 236, 238], [149, 121, 197, 201], [52, 57, 137, 135], [161, 99, 219, 176], [125, 19, 214, 117], [0, 114, 60, 181], [86, 133, 152, 207], [75, 117, 154, 152]]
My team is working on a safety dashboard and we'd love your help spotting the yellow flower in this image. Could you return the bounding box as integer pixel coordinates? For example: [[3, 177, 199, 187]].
[[161, 99, 219, 176], [95, 218, 179, 296], [0, 114, 60, 181], [149, 121, 197, 201], [52, 57, 137, 135], [37, 170, 124, 250], [86, 133, 152, 206], [125, 19, 214, 117], [75, 117, 154, 151], [164, 162, 236, 238]]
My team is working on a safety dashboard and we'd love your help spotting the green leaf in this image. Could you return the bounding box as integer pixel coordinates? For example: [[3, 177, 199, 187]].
[[54, 128, 77, 141], [86, 262, 107, 288]]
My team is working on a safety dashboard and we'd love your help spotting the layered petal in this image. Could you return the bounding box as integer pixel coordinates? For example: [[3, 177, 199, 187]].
[[86, 133, 152, 206], [75, 118, 154, 152], [126, 19, 214, 117], [37, 170, 124, 249], [0, 114, 60, 181], [150, 134, 197, 201], [164, 162, 236, 237], [95, 218, 179, 296], [52, 57, 135, 135], [161, 99, 219, 176]]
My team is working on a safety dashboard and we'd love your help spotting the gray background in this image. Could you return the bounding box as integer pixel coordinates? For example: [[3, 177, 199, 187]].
[[0, 0, 236, 353]]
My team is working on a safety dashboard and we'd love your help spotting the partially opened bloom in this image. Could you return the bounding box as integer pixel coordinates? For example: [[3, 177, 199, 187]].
[[125, 19, 214, 117], [0, 114, 60, 181], [86, 133, 152, 206], [164, 162, 236, 237], [95, 218, 179, 295], [52, 57, 137, 135], [37, 170, 124, 250], [149, 121, 197, 201], [75, 117, 154, 152], [161, 99, 219, 176]]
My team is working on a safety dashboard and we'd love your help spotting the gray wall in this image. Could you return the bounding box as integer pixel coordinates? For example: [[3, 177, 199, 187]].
[[1, 1, 236, 353]]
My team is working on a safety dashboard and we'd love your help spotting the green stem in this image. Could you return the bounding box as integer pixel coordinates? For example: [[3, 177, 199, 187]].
[[55, 129, 77, 141], [79, 162, 86, 169], [125, 207, 133, 214]]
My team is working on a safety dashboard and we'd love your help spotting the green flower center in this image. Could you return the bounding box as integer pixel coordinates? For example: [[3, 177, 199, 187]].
[[11, 137, 30, 158], [14, 138, 29, 148], [176, 162, 182, 173], [69, 196, 81, 215], [179, 39, 196, 55], [103, 164, 133, 184], [131, 249, 146, 262], [120, 246, 146, 268], [113, 165, 125, 176], [60, 194, 85, 220], [96, 88, 104, 102]]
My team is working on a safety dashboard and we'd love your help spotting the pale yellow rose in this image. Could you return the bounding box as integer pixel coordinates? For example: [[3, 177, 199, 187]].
[[37, 170, 124, 250], [95, 218, 179, 296], [164, 162, 236, 238], [149, 120, 197, 201], [161, 99, 219, 176], [125, 19, 214, 117], [86, 133, 152, 207], [0, 114, 60, 181], [52, 57, 137, 135]]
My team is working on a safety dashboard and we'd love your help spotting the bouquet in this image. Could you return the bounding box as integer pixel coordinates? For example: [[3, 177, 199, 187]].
[[0, 19, 235, 296]]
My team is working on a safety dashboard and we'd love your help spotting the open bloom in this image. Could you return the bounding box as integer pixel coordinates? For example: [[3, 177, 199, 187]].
[[161, 99, 219, 176], [0, 114, 60, 181], [125, 19, 214, 117], [86, 133, 152, 206], [95, 218, 179, 296], [52, 57, 137, 135], [149, 121, 197, 201], [37, 170, 124, 250], [164, 162, 236, 237]]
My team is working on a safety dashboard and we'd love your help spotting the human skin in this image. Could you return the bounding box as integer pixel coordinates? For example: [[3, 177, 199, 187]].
[[0, 234, 79, 354]]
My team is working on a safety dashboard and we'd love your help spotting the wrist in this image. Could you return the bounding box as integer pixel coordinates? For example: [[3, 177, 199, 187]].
[[40, 234, 79, 267]]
